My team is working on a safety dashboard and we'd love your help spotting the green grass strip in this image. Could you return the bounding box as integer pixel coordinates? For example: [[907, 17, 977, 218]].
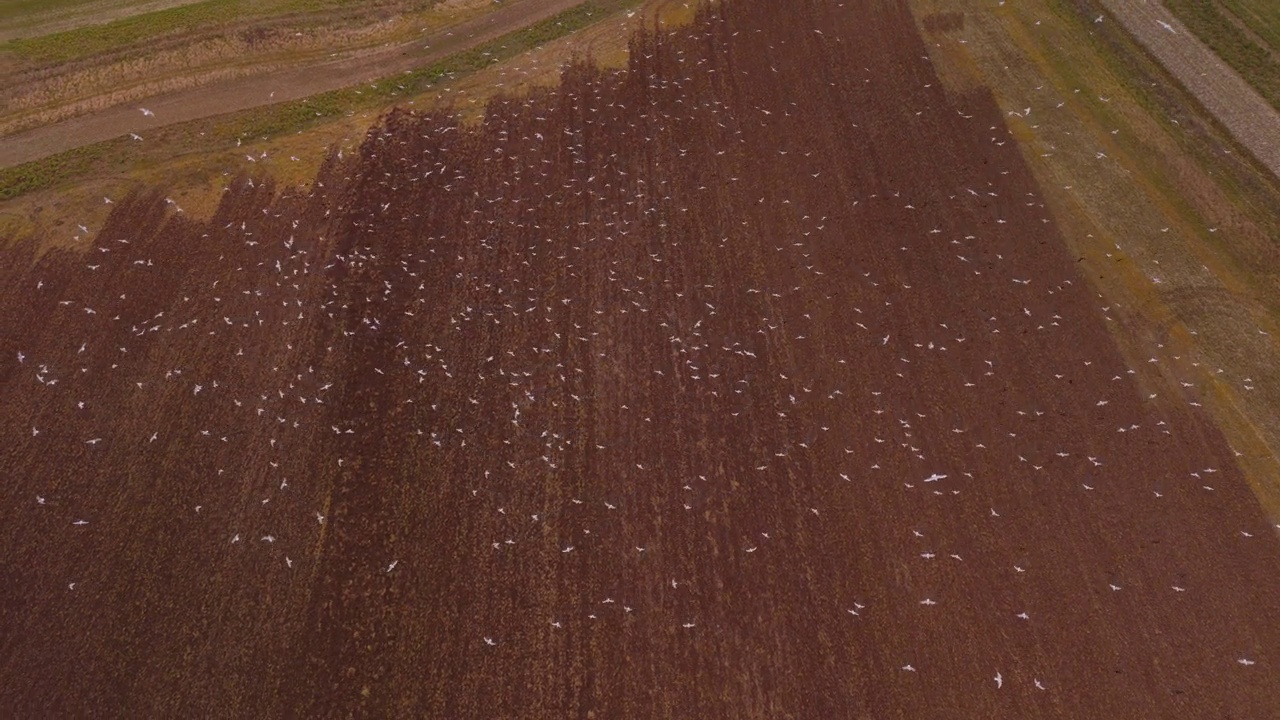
[[1162, 0, 1280, 112], [2, 0, 399, 65]]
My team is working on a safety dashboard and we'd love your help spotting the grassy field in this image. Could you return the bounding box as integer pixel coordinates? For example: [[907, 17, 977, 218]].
[[2, 0, 104, 21], [1162, 0, 1280, 112], [0, 0, 137, 36], [1, 0, 461, 137], [1215, 0, 1280, 54], [912, 0, 1280, 519], [2, 0, 434, 64]]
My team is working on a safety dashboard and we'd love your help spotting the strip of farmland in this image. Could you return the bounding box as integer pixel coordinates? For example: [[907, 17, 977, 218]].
[[1, 0, 1277, 717]]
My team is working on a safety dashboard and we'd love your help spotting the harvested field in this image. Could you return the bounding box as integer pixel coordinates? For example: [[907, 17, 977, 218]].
[[2, 0, 1279, 717]]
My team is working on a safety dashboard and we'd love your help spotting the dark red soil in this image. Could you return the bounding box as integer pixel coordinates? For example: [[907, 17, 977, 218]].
[[2, 1, 1278, 717]]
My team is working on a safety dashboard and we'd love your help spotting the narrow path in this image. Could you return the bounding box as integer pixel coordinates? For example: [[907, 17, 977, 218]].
[[0, 0, 590, 168], [1099, 0, 1280, 179]]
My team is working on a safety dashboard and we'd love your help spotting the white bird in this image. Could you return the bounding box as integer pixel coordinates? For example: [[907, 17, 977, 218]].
[[1034, 679, 1046, 690], [995, 672, 1003, 689], [140, 107, 154, 116], [1157, 19, 1176, 34], [1238, 658, 1256, 666], [484, 637, 496, 646], [73, 519, 88, 526], [387, 560, 398, 573]]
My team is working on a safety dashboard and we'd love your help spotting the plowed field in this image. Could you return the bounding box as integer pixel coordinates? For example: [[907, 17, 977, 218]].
[[2, 1, 1278, 717]]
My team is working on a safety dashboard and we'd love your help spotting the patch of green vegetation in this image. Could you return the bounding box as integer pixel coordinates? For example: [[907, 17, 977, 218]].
[[2, 0, 428, 65], [0, 142, 113, 201], [0, 0, 641, 201], [1219, 0, 1280, 56], [1162, 0, 1280, 112], [1038, 1, 1211, 222], [1, 0, 95, 19]]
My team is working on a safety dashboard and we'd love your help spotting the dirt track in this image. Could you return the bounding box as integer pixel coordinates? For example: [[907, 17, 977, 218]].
[[2, 0, 1279, 717], [1100, 0, 1280, 179], [0, 0, 598, 169]]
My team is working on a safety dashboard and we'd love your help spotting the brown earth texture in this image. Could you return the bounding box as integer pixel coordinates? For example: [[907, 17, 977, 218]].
[[2, 0, 1279, 718]]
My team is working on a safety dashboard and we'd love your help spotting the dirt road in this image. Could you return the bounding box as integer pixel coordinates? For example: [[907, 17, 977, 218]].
[[1100, 0, 1280, 179], [0, 0, 602, 169]]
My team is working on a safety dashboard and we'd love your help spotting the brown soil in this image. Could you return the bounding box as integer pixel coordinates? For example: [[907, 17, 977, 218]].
[[1, 1, 1278, 717]]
